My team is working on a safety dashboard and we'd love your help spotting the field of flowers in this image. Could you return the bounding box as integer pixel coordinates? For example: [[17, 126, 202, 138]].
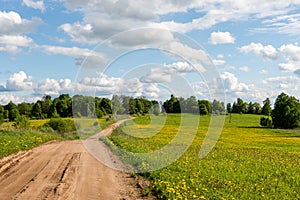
[[108, 114, 300, 199], [0, 130, 60, 159]]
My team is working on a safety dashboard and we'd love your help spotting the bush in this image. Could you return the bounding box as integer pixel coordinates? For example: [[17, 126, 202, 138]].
[[13, 115, 30, 130], [260, 116, 272, 128], [45, 118, 76, 133]]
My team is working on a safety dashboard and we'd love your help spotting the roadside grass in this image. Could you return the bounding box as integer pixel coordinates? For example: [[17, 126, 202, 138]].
[[108, 114, 300, 199], [0, 116, 115, 158], [0, 130, 61, 159]]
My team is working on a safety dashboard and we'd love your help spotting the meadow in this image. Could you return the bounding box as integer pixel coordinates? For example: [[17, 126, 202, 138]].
[[108, 114, 300, 199]]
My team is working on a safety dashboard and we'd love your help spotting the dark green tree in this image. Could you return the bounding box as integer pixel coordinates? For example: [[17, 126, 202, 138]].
[[100, 98, 112, 115], [31, 101, 42, 119], [226, 103, 232, 114], [271, 93, 300, 129], [253, 102, 261, 114], [17, 102, 32, 117], [0, 105, 5, 124], [5, 101, 20, 121], [261, 98, 272, 116], [41, 95, 53, 118], [212, 99, 225, 114]]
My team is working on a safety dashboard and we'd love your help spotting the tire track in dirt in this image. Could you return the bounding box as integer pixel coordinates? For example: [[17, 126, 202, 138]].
[[0, 120, 155, 200]]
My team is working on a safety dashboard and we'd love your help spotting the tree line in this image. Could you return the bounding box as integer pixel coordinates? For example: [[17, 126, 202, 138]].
[[0, 94, 160, 122], [0, 92, 299, 129]]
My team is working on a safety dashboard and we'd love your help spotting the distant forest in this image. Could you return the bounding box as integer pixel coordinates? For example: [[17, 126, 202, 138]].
[[0, 92, 299, 129]]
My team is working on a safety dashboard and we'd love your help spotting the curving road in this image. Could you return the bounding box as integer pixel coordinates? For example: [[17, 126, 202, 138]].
[[0, 120, 153, 200]]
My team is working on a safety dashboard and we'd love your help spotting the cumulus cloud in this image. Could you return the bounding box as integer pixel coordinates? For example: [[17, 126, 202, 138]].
[[220, 72, 249, 92], [0, 11, 41, 35], [141, 62, 197, 83], [213, 59, 226, 66], [162, 41, 209, 72], [278, 63, 298, 72], [239, 66, 249, 72], [263, 75, 300, 95], [279, 44, 300, 62], [0, 71, 33, 91], [34, 78, 72, 95], [277, 44, 300, 72], [22, 0, 45, 11], [209, 31, 235, 45], [61, 0, 300, 45], [0, 35, 35, 54], [240, 42, 278, 60], [0, 11, 40, 54]]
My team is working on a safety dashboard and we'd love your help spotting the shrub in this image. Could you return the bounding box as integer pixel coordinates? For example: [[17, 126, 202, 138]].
[[260, 116, 272, 128], [13, 115, 30, 130], [45, 118, 76, 133]]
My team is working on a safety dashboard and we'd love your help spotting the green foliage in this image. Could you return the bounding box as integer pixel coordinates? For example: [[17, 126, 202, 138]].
[[212, 99, 225, 114], [152, 103, 161, 116], [31, 101, 42, 119], [199, 100, 212, 114], [0, 105, 4, 124], [260, 116, 272, 128], [45, 118, 76, 133], [262, 98, 272, 116], [13, 115, 30, 130], [272, 93, 300, 129]]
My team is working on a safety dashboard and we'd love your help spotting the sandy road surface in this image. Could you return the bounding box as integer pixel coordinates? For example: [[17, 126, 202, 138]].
[[0, 120, 154, 200]]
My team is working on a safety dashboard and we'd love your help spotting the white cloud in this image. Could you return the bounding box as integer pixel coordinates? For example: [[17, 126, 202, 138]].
[[141, 67, 172, 83], [22, 0, 45, 11], [0, 11, 41, 35], [240, 42, 278, 60], [0, 45, 20, 54], [220, 72, 249, 92], [0, 35, 35, 54], [0, 35, 34, 47], [239, 66, 249, 72], [141, 62, 196, 83], [277, 44, 300, 72], [260, 69, 269, 74], [279, 44, 300, 62], [278, 63, 298, 72], [257, 13, 300, 35], [42, 45, 107, 67], [263, 76, 300, 95], [0, 11, 40, 54], [61, 0, 300, 48], [213, 59, 226, 66], [217, 54, 224, 59], [0, 94, 22, 105], [0, 71, 33, 91], [209, 31, 235, 45], [34, 78, 72, 95], [162, 41, 209, 72]]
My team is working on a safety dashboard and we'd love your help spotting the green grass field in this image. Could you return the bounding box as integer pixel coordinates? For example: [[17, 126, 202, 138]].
[[108, 114, 300, 199]]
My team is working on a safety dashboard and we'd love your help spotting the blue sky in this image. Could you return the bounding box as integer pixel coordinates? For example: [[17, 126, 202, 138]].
[[0, 0, 300, 105]]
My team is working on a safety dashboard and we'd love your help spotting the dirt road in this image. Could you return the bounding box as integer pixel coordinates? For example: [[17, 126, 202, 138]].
[[0, 121, 153, 200]]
